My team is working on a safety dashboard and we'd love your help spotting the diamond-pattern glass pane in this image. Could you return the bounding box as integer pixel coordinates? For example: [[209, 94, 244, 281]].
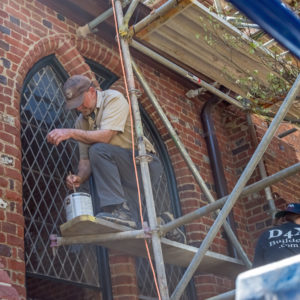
[[94, 72, 106, 87], [21, 65, 100, 287], [136, 123, 192, 299]]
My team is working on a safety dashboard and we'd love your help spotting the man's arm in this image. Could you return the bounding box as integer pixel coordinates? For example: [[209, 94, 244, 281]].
[[47, 128, 117, 146], [66, 159, 91, 189]]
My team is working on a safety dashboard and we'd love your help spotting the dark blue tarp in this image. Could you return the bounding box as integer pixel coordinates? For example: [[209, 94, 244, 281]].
[[228, 0, 300, 59]]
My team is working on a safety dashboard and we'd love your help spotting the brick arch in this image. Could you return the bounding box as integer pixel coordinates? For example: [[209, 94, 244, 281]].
[[12, 35, 100, 167], [75, 37, 123, 78], [14, 34, 100, 93], [15, 33, 126, 96]]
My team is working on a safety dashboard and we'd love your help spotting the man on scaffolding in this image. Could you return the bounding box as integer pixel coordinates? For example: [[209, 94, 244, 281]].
[[47, 74, 186, 243]]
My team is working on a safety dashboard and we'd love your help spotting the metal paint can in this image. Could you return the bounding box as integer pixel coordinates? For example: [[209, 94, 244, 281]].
[[65, 192, 94, 221]]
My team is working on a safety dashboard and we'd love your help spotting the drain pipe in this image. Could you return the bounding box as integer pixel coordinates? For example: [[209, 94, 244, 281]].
[[201, 97, 238, 258], [246, 114, 277, 218]]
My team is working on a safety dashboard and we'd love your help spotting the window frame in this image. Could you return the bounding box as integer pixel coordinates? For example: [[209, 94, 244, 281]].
[[21, 54, 113, 299]]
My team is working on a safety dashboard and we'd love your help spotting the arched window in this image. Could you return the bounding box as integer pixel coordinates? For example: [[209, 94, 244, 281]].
[[21, 55, 116, 299], [21, 54, 196, 299]]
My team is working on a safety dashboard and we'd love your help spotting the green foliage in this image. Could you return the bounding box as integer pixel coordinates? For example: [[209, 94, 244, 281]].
[[194, 6, 300, 118]]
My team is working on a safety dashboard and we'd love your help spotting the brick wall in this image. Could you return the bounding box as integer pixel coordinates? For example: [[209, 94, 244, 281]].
[[0, 0, 300, 299], [214, 106, 300, 261], [0, 263, 19, 300]]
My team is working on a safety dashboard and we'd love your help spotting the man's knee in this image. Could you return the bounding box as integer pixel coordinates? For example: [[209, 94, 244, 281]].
[[88, 143, 111, 161]]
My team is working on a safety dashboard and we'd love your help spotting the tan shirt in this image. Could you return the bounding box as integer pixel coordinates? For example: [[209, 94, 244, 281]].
[[75, 90, 155, 159]]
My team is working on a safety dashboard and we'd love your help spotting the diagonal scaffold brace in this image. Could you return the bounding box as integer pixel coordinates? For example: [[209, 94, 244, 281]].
[[171, 74, 300, 300]]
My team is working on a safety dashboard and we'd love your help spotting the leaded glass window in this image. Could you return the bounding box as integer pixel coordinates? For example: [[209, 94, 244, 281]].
[[21, 56, 110, 297]]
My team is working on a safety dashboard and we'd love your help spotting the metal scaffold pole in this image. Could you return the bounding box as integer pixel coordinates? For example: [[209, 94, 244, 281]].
[[54, 162, 300, 247], [114, 1, 169, 299], [160, 162, 300, 236], [171, 74, 300, 300], [130, 0, 180, 34]]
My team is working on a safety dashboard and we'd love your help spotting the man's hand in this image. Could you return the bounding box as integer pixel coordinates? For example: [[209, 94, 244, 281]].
[[66, 173, 82, 190], [47, 129, 73, 146]]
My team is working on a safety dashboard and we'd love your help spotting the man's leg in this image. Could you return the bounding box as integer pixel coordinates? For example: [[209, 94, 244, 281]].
[[89, 143, 130, 209], [88, 143, 164, 226], [123, 153, 163, 226], [88, 143, 138, 227]]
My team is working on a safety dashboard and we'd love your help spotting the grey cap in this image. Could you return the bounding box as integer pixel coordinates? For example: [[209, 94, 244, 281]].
[[63, 75, 92, 110]]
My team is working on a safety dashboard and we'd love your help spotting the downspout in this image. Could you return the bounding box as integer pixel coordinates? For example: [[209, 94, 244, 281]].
[[201, 97, 238, 257], [246, 114, 276, 218]]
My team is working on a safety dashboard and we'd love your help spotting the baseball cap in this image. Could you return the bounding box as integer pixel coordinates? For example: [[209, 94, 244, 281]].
[[63, 75, 92, 110], [275, 203, 300, 218]]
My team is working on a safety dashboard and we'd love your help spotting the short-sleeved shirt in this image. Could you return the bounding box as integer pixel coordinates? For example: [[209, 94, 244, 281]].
[[253, 222, 300, 267], [75, 90, 132, 159], [75, 90, 155, 159]]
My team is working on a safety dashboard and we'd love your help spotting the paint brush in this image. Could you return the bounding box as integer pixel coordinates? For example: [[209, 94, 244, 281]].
[[69, 171, 76, 193]]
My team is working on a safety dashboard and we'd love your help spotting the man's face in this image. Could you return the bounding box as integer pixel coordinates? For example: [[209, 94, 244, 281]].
[[291, 214, 300, 225], [285, 213, 300, 225], [76, 87, 96, 117]]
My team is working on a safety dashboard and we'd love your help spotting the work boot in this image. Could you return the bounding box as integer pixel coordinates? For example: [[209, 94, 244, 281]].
[[96, 202, 137, 228], [157, 211, 187, 244]]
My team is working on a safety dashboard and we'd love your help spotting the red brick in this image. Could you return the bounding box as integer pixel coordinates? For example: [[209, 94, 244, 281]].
[[0, 285, 19, 300], [114, 285, 138, 295], [7, 235, 23, 248], [29, 19, 47, 33], [4, 170, 21, 183], [3, 146, 19, 159], [0, 10, 8, 19], [2, 223, 16, 235], [11, 271, 25, 285], [28, 32, 40, 42], [6, 7, 28, 23], [16, 226, 23, 238], [6, 213, 24, 227], [0, 245, 11, 257], [0, 178, 8, 188], [4, 124, 18, 136], [57, 46, 77, 61], [12, 284, 24, 299], [0, 269, 11, 284], [6, 52, 21, 64], [111, 275, 136, 285], [7, 260, 25, 273], [20, 7, 31, 17], [69, 64, 90, 76]]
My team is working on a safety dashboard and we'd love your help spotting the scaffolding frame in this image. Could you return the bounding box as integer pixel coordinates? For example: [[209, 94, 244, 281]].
[[55, 1, 300, 299]]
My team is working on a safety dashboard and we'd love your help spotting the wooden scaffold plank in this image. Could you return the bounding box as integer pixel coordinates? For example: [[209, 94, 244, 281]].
[[60, 215, 246, 278]]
